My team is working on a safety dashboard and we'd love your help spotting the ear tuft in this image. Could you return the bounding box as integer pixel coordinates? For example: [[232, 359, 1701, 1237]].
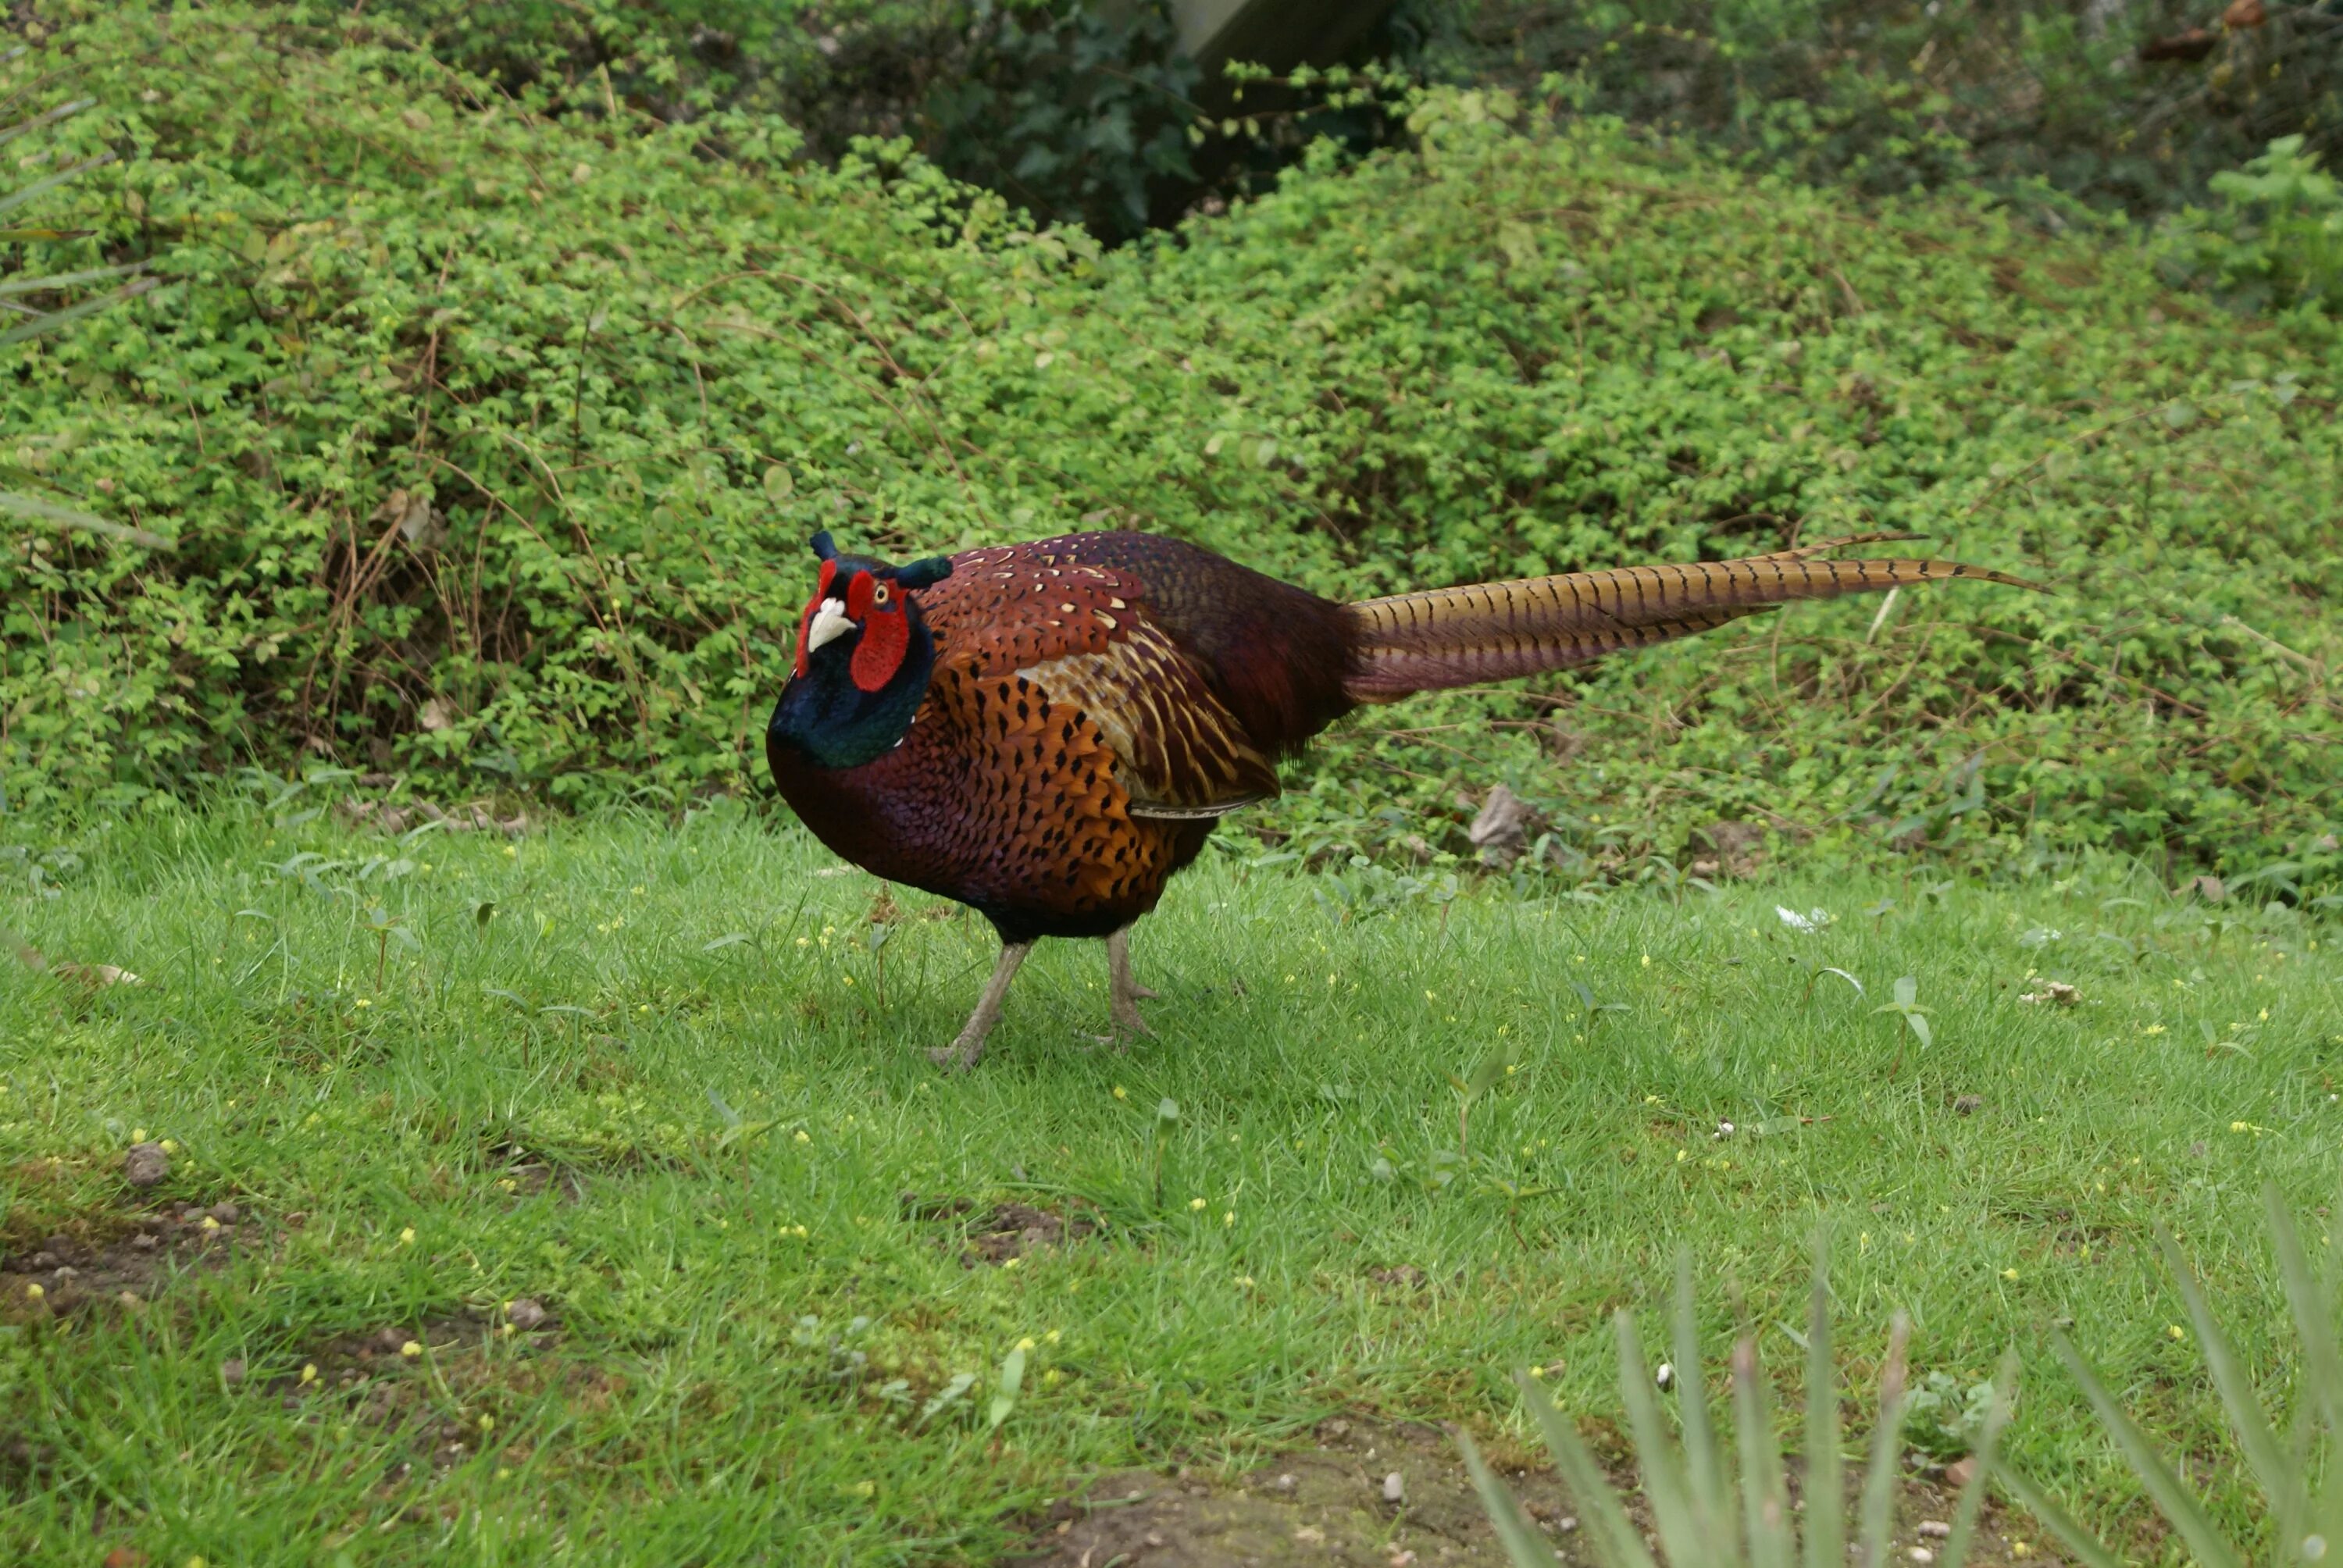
[[894, 554, 954, 590], [809, 530, 838, 561]]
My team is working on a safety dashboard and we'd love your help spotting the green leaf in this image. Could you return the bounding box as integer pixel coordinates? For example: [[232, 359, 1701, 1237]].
[[2049, 1331, 2247, 1568], [986, 1345, 1026, 1431], [1517, 1372, 1660, 1568], [1462, 1040, 1515, 1102], [1458, 1429, 1566, 1568], [1986, 1464, 2131, 1568], [1854, 1313, 1912, 1568], [1801, 1235, 1842, 1568], [1614, 1310, 1706, 1564], [1732, 1333, 1793, 1568]]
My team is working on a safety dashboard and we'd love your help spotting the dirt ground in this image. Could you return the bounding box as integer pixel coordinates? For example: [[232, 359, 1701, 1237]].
[[1012, 1417, 2063, 1568], [0, 1195, 252, 1320]]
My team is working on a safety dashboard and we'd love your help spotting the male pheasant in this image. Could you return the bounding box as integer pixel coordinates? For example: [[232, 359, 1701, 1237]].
[[766, 529, 2034, 1069]]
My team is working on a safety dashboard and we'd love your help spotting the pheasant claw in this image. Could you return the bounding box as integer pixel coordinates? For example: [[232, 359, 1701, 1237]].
[[929, 940, 1032, 1074]]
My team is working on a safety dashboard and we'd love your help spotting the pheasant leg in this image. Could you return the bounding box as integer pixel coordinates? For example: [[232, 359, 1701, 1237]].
[[1106, 925, 1157, 1039], [930, 941, 1032, 1073]]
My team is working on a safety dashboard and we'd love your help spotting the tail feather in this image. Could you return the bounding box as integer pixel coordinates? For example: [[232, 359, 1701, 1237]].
[[1340, 534, 2041, 702]]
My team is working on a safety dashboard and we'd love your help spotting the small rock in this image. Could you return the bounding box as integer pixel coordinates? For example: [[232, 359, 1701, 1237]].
[[1558, 1516, 1578, 1532], [1144, 1531, 1166, 1548], [1953, 1095, 1983, 1115], [52, 1265, 77, 1284], [1467, 785, 1535, 869], [1321, 1417, 1352, 1441], [123, 1142, 170, 1188], [1918, 1520, 1952, 1538], [1274, 1472, 1298, 1492], [375, 1327, 412, 1355], [1382, 1470, 1406, 1503], [1943, 1457, 1978, 1488], [1910, 1550, 1935, 1565], [27, 1251, 56, 1270], [505, 1297, 548, 1331], [129, 1232, 158, 1251], [1655, 1362, 1675, 1390], [219, 1358, 246, 1388], [209, 1202, 241, 1226]]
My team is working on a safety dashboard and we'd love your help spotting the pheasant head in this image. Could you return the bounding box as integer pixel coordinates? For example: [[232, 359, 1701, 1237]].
[[771, 531, 954, 769]]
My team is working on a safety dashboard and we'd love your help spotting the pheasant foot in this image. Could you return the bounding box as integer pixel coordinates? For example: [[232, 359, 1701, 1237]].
[[1105, 926, 1156, 1041], [929, 940, 1032, 1073]]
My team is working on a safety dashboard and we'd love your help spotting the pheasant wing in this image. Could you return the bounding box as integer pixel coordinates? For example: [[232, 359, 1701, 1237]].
[[918, 540, 1280, 818]]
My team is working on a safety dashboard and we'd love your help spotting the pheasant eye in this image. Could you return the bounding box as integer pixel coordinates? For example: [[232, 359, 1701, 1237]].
[[872, 583, 892, 607]]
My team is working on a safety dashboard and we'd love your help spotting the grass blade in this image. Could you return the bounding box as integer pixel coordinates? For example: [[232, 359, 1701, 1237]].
[[1854, 1311, 1911, 1568], [0, 259, 144, 298], [1616, 1309, 1710, 1566], [2049, 1331, 2247, 1568], [2270, 1186, 2343, 1438], [1939, 1348, 2018, 1568], [1802, 1236, 1843, 1568], [1458, 1427, 1567, 1568], [0, 152, 112, 218], [1988, 1463, 2131, 1568], [0, 274, 158, 347], [0, 486, 174, 549], [1732, 1334, 1794, 1568], [1518, 1371, 1661, 1568], [1673, 1249, 1731, 1545], [0, 98, 92, 150], [2157, 1222, 2302, 1532]]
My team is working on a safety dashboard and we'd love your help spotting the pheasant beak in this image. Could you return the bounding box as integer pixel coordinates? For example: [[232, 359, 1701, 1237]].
[[804, 597, 853, 654]]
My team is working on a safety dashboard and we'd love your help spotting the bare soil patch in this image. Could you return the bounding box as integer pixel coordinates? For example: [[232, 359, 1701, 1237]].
[[902, 1192, 1104, 1266], [1014, 1417, 2063, 1568], [0, 1199, 258, 1320]]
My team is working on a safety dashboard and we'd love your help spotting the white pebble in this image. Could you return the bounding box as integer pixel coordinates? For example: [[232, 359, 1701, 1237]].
[[1382, 1471, 1405, 1503], [1655, 1363, 1674, 1390]]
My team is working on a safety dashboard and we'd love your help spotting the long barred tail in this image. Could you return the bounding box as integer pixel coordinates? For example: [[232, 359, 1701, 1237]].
[[1339, 533, 2042, 702]]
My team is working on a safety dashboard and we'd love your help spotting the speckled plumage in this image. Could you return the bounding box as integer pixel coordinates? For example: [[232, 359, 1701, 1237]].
[[769, 531, 1346, 944]]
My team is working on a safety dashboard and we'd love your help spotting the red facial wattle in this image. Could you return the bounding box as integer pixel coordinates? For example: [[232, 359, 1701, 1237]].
[[847, 572, 908, 693]]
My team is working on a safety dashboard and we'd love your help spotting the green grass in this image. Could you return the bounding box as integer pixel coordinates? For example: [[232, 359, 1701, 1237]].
[[2, 801, 2339, 1564]]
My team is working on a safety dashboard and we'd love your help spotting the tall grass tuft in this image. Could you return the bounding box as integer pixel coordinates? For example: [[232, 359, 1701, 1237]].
[[1460, 1245, 2017, 1568], [1471, 1192, 2343, 1566]]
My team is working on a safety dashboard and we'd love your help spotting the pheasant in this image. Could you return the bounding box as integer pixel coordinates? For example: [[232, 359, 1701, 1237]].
[[766, 529, 2034, 1069]]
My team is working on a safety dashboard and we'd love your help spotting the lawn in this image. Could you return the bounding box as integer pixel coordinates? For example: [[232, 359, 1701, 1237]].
[[2, 799, 2338, 1565]]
